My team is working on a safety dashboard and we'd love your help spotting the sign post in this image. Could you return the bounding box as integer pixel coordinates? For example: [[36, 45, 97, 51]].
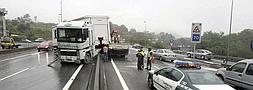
[[251, 40, 253, 51], [191, 23, 202, 60]]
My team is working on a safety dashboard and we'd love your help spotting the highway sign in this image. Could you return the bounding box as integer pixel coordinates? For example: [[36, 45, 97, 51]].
[[191, 23, 202, 43]]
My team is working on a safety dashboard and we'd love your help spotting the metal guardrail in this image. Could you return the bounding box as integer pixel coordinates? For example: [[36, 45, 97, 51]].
[[93, 53, 107, 90]]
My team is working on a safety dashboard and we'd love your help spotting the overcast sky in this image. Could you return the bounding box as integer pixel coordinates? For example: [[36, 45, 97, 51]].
[[1, 0, 253, 38]]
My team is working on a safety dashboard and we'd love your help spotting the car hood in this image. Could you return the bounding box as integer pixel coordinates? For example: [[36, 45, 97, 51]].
[[193, 84, 235, 90]]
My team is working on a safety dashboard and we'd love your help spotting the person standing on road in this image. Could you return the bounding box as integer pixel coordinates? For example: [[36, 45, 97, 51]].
[[136, 47, 145, 70], [145, 48, 153, 70], [103, 45, 108, 62]]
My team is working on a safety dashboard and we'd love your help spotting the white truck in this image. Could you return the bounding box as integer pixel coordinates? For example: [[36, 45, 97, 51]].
[[52, 15, 110, 64]]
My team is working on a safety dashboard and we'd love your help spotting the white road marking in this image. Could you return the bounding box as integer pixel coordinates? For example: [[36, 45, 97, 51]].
[[0, 52, 42, 63], [63, 64, 84, 90], [111, 59, 129, 90], [154, 65, 159, 69], [202, 67, 218, 71], [0, 68, 29, 81]]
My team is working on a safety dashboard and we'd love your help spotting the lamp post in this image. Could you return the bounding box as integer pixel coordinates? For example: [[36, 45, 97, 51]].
[[0, 8, 8, 36], [224, 0, 234, 65]]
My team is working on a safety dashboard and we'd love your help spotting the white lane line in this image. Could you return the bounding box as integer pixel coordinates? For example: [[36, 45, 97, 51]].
[[111, 59, 129, 90], [0, 52, 42, 63], [154, 65, 159, 69], [63, 64, 84, 90], [0, 68, 29, 81], [202, 67, 218, 71]]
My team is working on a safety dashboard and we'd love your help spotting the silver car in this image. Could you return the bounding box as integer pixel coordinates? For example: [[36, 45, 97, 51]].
[[216, 59, 253, 90], [154, 49, 176, 62]]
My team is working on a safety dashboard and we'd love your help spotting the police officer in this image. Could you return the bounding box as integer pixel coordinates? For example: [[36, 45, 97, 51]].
[[136, 47, 145, 70], [145, 48, 152, 70]]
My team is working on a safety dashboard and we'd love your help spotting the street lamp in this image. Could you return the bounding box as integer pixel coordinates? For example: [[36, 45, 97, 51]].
[[224, 0, 234, 65], [0, 8, 8, 36]]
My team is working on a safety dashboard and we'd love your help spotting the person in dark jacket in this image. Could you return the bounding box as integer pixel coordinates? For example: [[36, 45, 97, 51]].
[[136, 48, 145, 70]]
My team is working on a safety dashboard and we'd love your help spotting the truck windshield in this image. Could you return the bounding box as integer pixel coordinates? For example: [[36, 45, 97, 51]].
[[57, 28, 88, 43]]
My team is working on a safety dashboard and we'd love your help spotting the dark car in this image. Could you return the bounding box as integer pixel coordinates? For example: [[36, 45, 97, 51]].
[[37, 41, 53, 52]]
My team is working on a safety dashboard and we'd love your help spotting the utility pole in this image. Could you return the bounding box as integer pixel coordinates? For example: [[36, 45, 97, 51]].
[[0, 8, 8, 36], [224, 0, 234, 65], [60, 0, 63, 22]]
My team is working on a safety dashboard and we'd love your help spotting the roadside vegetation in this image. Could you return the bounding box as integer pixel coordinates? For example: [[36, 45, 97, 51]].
[[4, 14, 253, 59]]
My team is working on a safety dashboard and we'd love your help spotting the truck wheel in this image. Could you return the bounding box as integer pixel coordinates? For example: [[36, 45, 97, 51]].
[[84, 53, 92, 63]]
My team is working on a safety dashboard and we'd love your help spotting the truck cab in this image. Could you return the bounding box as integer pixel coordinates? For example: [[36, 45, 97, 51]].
[[53, 15, 111, 64]]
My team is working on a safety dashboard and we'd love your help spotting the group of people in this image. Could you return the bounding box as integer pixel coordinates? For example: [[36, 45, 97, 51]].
[[136, 47, 154, 70]]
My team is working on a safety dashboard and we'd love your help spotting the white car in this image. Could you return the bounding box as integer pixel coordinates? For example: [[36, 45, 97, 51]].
[[147, 61, 235, 90], [216, 59, 253, 90], [154, 49, 176, 62]]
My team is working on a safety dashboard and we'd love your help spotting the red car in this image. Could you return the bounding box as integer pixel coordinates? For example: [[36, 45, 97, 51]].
[[37, 41, 53, 52]]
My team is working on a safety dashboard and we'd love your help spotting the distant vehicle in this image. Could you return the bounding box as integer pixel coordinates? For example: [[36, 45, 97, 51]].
[[21, 39, 32, 43], [109, 30, 129, 57], [187, 49, 213, 60], [147, 61, 235, 90], [132, 44, 142, 49], [153, 49, 176, 62], [216, 59, 253, 90], [0, 36, 20, 49], [34, 38, 45, 42], [37, 41, 53, 52]]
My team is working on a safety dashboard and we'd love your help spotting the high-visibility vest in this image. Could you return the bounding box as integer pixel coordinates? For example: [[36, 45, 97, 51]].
[[147, 51, 152, 58], [137, 51, 145, 57]]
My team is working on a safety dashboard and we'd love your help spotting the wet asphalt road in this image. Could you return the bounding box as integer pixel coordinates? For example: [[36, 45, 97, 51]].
[[0, 48, 228, 90], [0, 49, 94, 90]]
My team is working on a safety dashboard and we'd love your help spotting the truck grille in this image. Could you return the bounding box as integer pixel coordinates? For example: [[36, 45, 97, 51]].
[[60, 51, 77, 56]]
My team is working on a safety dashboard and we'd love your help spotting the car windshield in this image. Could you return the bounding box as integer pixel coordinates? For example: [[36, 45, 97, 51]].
[[187, 72, 224, 84], [39, 41, 49, 46]]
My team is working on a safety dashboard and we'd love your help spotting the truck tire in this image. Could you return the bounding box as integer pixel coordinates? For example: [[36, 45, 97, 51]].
[[84, 53, 92, 63]]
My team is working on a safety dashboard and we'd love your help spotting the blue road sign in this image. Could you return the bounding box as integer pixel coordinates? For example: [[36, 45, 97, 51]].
[[192, 34, 200, 42]]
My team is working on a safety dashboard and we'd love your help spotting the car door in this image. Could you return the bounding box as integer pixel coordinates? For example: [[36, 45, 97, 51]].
[[225, 62, 247, 87], [165, 69, 184, 90], [153, 68, 173, 90], [241, 63, 253, 89]]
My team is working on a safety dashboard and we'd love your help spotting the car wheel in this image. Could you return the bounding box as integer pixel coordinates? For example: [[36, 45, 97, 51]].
[[148, 76, 154, 89], [38, 49, 40, 52], [84, 53, 92, 63], [201, 55, 205, 60], [159, 56, 162, 61], [171, 60, 174, 62], [217, 74, 224, 81], [207, 58, 211, 60], [187, 54, 191, 58]]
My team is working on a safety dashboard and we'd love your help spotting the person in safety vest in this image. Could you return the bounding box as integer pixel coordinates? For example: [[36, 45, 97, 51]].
[[136, 47, 145, 70], [145, 48, 153, 70]]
